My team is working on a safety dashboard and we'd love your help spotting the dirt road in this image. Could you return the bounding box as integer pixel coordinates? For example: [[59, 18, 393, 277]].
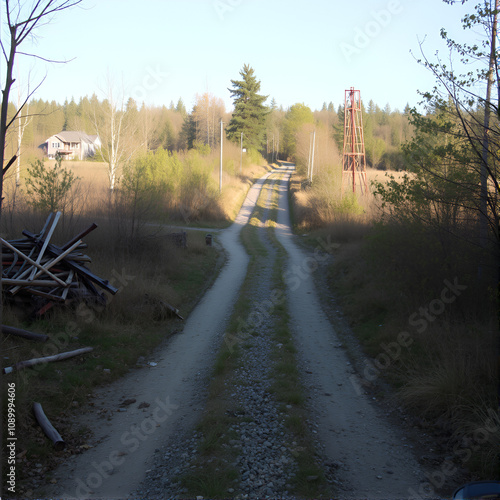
[[40, 164, 427, 499], [41, 171, 273, 499], [274, 165, 425, 498]]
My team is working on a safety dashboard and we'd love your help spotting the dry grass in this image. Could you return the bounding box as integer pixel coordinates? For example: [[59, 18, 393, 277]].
[[290, 163, 498, 478], [1, 211, 221, 493], [328, 222, 498, 476], [3, 149, 270, 229], [290, 166, 384, 239], [0, 152, 245, 491]]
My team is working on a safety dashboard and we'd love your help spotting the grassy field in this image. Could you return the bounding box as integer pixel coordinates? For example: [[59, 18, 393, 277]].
[[2, 149, 271, 229]]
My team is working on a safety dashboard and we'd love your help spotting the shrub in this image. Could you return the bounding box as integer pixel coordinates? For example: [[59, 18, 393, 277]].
[[25, 154, 79, 213]]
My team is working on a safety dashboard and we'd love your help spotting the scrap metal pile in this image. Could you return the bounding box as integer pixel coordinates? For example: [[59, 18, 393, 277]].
[[1, 212, 118, 315]]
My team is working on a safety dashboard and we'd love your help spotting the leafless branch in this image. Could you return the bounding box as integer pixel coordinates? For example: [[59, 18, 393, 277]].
[[17, 51, 76, 64], [5, 76, 45, 132]]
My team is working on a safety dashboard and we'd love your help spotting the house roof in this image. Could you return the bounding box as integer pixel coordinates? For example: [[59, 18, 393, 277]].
[[50, 131, 99, 144]]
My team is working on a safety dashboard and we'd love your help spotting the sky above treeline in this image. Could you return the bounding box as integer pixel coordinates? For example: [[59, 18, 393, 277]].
[[3, 0, 481, 113]]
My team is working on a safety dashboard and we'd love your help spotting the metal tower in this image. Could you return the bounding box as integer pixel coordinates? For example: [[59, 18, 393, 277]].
[[342, 87, 368, 196]]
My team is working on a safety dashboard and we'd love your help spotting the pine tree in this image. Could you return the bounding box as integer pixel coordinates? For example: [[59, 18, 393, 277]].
[[63, 97, 78, 130], [226, 64, 268, 150], [176, 98, 187, 116], [179, 110, 197, 150]]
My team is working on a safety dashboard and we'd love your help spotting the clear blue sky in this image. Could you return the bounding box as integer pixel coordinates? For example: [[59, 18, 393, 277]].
[[3, 0, 481, 113]]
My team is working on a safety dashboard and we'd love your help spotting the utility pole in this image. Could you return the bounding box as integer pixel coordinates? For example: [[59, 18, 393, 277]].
[[220, 120, 223, 193], [310, 129, 316, 184], [240, 131, 243, 175], [307, 132, 312, 180]]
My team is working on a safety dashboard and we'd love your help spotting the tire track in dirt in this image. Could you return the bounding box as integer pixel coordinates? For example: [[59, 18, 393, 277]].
[[275, 164, 426, 499]]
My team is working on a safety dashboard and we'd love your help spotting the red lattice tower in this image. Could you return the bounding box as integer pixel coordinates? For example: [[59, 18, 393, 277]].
[[342, 87, 368, 197]]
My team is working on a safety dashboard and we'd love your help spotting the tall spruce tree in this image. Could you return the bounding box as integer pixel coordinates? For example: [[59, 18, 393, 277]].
[[226, 64, 268, 150]]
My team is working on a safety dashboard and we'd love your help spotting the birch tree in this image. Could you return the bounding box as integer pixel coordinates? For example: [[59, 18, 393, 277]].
[[16, 70, 32, 187], [192, 92, 225, 149], [93, 78, 138, 192]]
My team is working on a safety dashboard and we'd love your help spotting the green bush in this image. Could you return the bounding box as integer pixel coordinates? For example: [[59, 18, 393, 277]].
[[245, 148, 264, 167], [334, 192, 364, 216]]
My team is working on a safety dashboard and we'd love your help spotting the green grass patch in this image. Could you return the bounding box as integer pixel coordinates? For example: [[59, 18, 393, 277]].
[[181, 466, 239, 499]]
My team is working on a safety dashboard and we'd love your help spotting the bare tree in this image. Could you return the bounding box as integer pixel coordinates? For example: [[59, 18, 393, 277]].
[[15, 68, 32, 187], [0, 0, 82, 326], [93, 77, 140, 192], [1, 0, 82, 203], [193, 93, 225, 148]]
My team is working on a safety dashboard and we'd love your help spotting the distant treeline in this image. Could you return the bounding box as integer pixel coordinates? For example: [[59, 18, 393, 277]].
[[6, 94, 412, 171]]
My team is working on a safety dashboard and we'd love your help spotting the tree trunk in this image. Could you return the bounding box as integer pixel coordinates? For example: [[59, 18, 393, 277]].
[[479, 0, 498, 251]]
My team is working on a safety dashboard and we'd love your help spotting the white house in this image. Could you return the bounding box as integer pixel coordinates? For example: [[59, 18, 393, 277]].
[[42, 131, 101, 160]]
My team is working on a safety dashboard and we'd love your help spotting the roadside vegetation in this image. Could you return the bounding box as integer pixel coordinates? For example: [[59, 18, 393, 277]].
[[292, 173, 498, 479], [287, 7, 500, 479]]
